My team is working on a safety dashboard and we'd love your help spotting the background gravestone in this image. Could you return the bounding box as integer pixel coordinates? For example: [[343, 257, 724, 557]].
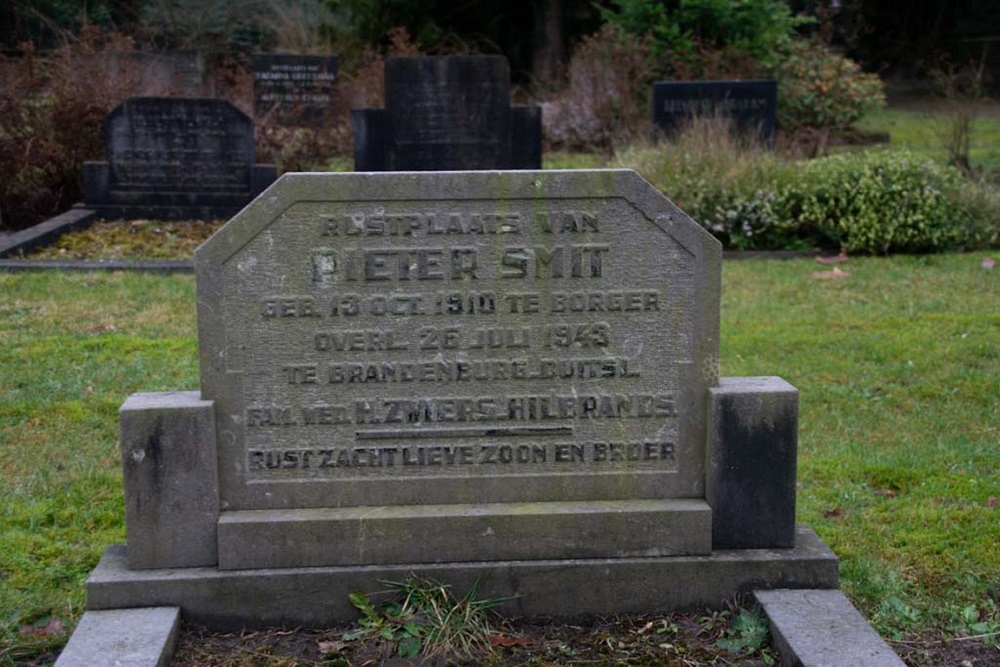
[[652, 80, 778, 147], [353, 55, 542, 171], [83, 97, 276, 220], [251, 54, 339, 122]]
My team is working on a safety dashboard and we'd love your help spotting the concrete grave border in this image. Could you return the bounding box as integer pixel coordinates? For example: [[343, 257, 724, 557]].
[[55, 586, 909, 667]]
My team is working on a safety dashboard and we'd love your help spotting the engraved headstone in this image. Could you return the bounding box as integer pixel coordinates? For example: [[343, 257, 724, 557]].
[[352, 56, 542, 171], [83, 97, 276, 220], [653, 80, 777, 147], [90, 170, 834, 627], [251, 54, 339, 122]]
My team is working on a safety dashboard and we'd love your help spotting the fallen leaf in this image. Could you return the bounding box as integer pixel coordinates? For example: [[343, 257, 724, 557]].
[[816, 252, 849, 265], [987, 495, 997, 508], [873, 489, 897, 498], [811, 267, 851, 280], [318, 640, 347, 653], [489, 633, 538, 648], [636, 620, 655, 634], [981, 257, 996, 271], [19, 616, 64, 637], [822, 507, 844, 518]]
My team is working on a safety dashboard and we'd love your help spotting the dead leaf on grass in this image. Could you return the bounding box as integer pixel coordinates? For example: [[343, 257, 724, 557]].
[[822, 507, 845, 518], [811, 267, 851, 280], [816, 252, 849, 265], [19, 616, 64, 637], [873, 489, 897, 498], [318, 639, 348, 653], [489, 633, 538, 648], [979, 257, 996, 270], [987, 495, 997, 508]]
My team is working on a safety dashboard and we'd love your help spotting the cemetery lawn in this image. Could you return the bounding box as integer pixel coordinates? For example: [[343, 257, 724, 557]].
[[852, 107, 1000, 174], [1, 255, 998, 665]]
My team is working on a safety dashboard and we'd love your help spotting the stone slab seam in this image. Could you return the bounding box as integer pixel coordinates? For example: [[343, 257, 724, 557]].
[[54, 606, 180, 667], [754, 588, 906, 667]]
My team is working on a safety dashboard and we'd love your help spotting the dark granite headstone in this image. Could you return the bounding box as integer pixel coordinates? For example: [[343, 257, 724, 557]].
[[652, 80, 777, 147], [83, 97, 276, 220], [251, 54, 339, 122], [353, 56, 542, 171]]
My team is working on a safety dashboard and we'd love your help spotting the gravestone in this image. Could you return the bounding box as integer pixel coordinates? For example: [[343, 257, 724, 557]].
[[251, 54, 339, 122], [83, 97, 276, 220], [86, 170, 837, 627], [653, 80, 778, 147], [353, 56, 542, 171]]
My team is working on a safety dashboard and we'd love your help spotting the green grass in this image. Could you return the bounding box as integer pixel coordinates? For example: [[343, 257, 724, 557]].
[[853, 108, 1000, 174], [1, 256, 998, 664]]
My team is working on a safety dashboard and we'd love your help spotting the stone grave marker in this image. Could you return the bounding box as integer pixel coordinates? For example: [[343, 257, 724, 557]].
[[353, 55, 542, 171], [83, 97, 276, 220], [653, 80, 778, 147], [251, 54, 339, 122], [87, 169, 836, 627]]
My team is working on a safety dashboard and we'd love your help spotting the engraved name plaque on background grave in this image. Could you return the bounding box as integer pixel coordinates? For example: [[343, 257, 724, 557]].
[[653, 80, 777, 147], [196, 171, 720, 570], [251, 54, 339, 121]]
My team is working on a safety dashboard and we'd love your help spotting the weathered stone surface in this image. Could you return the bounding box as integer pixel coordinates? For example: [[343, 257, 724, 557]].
[[88, 526, 837, 628], [756, 589, 906, 667], [217, 499, 711, 569], [353, 55, 542, 170], [652, 80, 777, 147], [120, 392, 219, 568], [708, 377, 798, 549], [83, 97, 276, 220], [54, 607, 180, 667], [252, 54, 339, 121], [194, 170, 721, 518]]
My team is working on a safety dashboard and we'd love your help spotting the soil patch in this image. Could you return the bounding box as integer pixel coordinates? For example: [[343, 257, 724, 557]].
[[171, 610, 779, 666]]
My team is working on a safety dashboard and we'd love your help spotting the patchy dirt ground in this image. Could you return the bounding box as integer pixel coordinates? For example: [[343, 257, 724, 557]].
[[171, 610, 781, 667], [168, 613, 1000, 667]]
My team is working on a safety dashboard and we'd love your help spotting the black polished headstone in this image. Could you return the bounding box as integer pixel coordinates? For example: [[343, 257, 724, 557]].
[[652, 80, 777, 147], [352, 55, 542, 171], [83, 97, 276, 220], [251, 54, 339, 122]]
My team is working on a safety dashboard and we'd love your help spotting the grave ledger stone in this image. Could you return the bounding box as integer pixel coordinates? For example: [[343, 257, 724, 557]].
[[87, 170, 837, 627], [83, 97, 277, 220], [353, 55, 542, 171], [252, 54, 339, 122], [653, 80, 777, 147]]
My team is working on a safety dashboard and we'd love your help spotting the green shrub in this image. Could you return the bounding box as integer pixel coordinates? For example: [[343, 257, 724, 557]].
[[616, 121, 999, 254], [794, 151, 986, 254], [601, 0, 806, 67], [775, 38, 885, 134]]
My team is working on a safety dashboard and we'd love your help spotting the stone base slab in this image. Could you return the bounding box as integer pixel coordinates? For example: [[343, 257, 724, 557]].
[[217, 499, 712, 569], [54, 607, 180, 667], [755, 588, 906, 666], [88, 525, 837, 630]]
